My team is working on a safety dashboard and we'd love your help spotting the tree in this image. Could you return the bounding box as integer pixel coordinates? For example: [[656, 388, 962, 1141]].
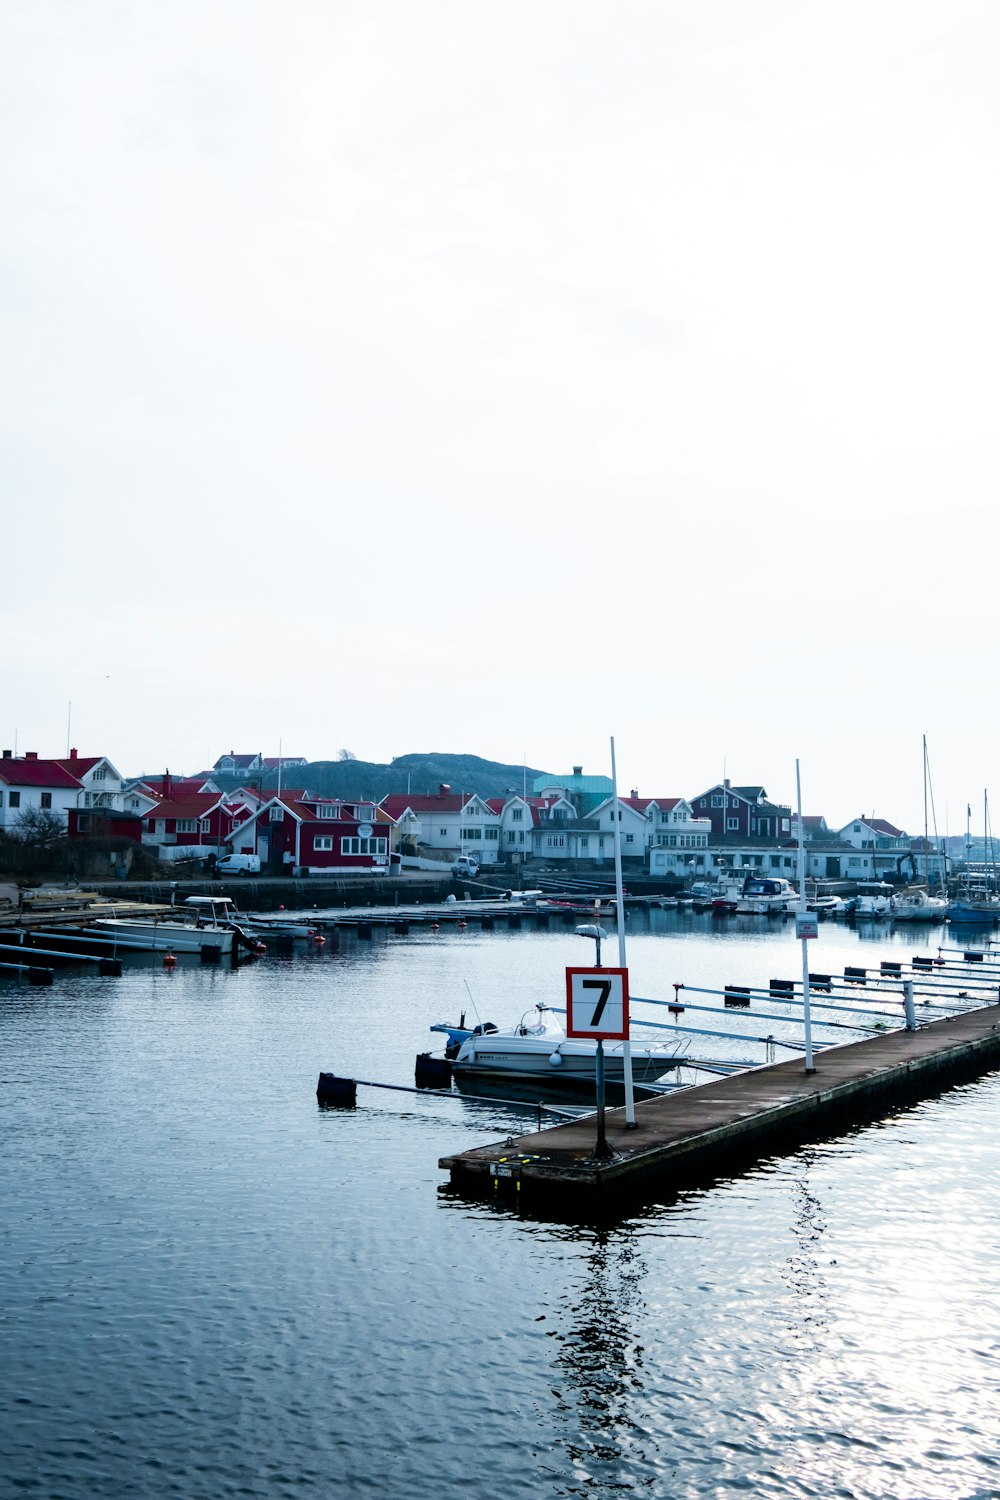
[[338, 748, 358, 761], [14, 807, 67, 846]]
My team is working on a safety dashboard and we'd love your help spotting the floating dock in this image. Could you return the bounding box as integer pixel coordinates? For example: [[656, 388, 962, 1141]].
[[439, 999, 1000, 1203]]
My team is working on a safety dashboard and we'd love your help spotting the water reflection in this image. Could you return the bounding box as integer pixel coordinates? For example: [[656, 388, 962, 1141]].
[[548, 1227, 654, 1493]]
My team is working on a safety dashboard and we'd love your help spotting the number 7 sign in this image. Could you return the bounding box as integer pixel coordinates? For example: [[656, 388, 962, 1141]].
[[565, 967, 630, 1040]]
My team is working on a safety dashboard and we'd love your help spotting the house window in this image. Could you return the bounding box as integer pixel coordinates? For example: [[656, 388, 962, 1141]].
[[0, 791, 4, 805], [511, 808, 523, 822], [78, 814, 90, 831], [270, 807, 284, 821], [506, 832, 516, 844], [317, 804, 336, 818], [625, 833, 634, 844], [484, 827, 498, 840], [517, 832, 524, 844], [340, 836, 388, 856], [200, 818, 211, 833], [580, 837, 589, 850], [726, 817, 738, 831], [439, 828, 447, 837], [461, 828, 482, 841], [711, 794, 723, 807], [176, 819, 197, 833], [9, 792, 20, 808], [314, 836, 334, 851], [599, 836, 605, 849], [41, 793, 52, 809], [699, 798, 707, 807], [94, 769, 106, 781]]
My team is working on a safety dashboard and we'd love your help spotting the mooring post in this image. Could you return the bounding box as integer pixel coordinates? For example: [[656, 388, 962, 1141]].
[[903, 980, 916, 1031], [593, 1039, 614, 1159]]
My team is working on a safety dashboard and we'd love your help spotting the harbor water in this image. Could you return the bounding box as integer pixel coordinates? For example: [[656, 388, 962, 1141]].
[[3, 909, 1000, 1498]]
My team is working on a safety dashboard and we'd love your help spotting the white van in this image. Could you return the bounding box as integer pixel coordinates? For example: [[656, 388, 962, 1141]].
[[215, 852, 261, 876]]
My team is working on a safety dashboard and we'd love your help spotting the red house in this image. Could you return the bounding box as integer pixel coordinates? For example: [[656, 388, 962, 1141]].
[[142, 793, 258, 862], [233, 793, 395, 874]]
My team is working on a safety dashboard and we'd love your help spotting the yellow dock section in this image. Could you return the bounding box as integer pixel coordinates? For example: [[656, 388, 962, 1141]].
[[440, 1002, 1000, 1201]]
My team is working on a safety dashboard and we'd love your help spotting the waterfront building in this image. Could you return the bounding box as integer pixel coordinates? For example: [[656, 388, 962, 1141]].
[[379, 785, 502, 866], [0, 752, 82, 833]]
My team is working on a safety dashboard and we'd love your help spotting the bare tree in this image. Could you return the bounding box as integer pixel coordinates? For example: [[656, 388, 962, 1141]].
[[338, 748, 358, 761], [14, 808, 67, 846]]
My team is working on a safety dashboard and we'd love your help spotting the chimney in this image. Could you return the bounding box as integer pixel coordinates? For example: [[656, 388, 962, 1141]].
[[2, 750, 11, 759], [724, 778, 731, 789], [25, 751, 38, 760], [69, 747, 78, 760], [163, 769, 172, 799], [631, 788, 638, 799], [572, 765, 582, 777]]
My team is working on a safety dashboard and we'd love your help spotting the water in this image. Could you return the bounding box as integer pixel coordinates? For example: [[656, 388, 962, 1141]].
[[3, 912, 1000, 1499]]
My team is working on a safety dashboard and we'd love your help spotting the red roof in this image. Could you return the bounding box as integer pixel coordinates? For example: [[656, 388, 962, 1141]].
[[0, 758, 82, 789], [55, 755, 102, 777], [143, 794, 224, 820], [381, 792, 473, 816]]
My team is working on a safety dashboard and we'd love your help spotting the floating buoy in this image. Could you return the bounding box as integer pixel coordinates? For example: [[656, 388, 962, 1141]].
[[458, 920, 467, 930], [278, 904, 285, 910], [430, 922, 440, 932], [548, 1052, 564, 1067], [163, 951, 177, 969], [254, 943, 267, 955]]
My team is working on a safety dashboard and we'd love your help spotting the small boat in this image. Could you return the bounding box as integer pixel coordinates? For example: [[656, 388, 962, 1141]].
[[893, 888, 948, 923], [806, 894, 844, 916], [735, 876, 798, 915], [430, 1005, 686, 1085], [852, 881, 896, 918], [85, 896, 252, 955]]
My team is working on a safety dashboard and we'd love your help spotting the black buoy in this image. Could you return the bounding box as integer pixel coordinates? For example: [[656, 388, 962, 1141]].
[[414, 1053, 453, 1089], [98, 958, 123, 977], [28, 968, 54, 986], [316, 1072, 357, 1107]]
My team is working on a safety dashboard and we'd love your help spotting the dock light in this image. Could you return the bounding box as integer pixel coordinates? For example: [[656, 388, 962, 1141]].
[[575, 923, 610, 968]]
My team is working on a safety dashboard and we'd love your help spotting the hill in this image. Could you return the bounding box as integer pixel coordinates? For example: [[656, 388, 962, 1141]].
[[215, 753, 553, 804]]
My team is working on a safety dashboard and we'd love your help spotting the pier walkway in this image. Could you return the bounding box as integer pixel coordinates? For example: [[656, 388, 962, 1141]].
[[440, 1000, 1000, 1203]]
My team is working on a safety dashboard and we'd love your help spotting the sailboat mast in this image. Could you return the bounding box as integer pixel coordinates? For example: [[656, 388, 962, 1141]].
[[923, 733, 929, 884]]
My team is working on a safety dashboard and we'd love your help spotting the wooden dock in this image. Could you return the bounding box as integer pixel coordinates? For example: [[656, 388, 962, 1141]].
[[440, 1000, 1000, 1203]]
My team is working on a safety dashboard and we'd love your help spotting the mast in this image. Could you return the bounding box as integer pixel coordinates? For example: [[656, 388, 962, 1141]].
[[610, 736, 635, 1128], [923, 733, 929, 885]]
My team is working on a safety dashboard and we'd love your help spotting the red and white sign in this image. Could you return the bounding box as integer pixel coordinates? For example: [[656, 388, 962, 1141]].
[[565, 966, 630, 1040]]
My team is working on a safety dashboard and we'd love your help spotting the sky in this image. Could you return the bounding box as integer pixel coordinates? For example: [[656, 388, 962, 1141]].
[[2, 1, 998, 834]]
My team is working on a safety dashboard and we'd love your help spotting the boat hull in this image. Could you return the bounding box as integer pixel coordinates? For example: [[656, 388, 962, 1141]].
[[85, 919, 234, 954], [452, 1038, 681, 1084]]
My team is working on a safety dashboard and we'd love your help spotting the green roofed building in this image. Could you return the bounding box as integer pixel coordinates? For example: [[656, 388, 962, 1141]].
[[532, 764, 613, 815]]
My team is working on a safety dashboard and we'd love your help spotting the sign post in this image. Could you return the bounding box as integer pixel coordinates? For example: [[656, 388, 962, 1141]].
[[566, 965, 629, 1160]]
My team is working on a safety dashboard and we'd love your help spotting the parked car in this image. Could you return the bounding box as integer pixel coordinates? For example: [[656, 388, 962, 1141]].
[[451, 855, 480, 878], [214, 852, 261, 876]]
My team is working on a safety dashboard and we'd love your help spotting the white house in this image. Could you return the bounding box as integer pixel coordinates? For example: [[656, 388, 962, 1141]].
[[379, 785, 502, 865], [0, 752, 83, 833]]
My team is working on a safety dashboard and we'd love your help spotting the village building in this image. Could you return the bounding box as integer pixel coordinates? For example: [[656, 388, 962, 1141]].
[[690, 780, 792, 841], [379, 786, 502, 866], [230, 792, 393, 874], [0, 752, 82, 834]]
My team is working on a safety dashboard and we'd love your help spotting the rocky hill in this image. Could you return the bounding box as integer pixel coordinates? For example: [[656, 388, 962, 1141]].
[[215, 752, 553, 804]]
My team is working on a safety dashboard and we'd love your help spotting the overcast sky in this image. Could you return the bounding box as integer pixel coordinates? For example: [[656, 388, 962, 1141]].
[[2, 2, 997, 832]]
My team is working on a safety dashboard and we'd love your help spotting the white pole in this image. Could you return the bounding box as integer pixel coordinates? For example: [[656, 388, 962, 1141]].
[[796, 758, 815, 1073], [610, 736, 636, 1126]]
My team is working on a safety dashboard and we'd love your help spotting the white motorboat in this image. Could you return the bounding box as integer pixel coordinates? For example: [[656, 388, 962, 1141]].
[[735, 876, 798, 915], [893, 888, 948, 922], [806, 894, 844, 916], [430, 1005, 686, 1085], [85, 896, 247, 954], [852, 882, 897, 918]]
